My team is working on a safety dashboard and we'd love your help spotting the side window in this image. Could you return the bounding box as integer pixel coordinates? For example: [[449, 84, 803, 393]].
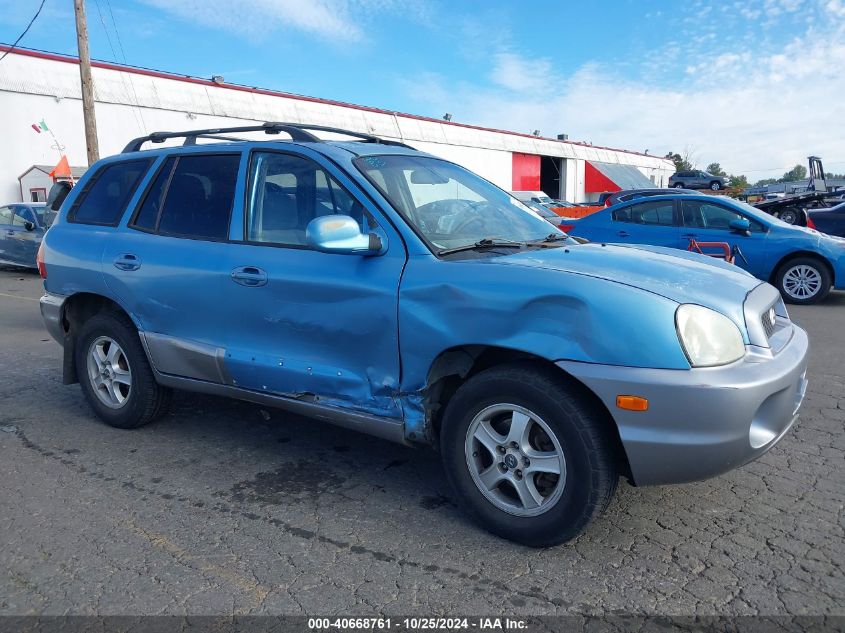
[[611, 206, 635, 223], [153, 154, 240, 240], [638, 201, 675, 226], [615, 200, 675, 226], [132, 156, 177, 231], [0, 206, 13, 225], [11, 208, 35, 226], [70, 159, 152, 225], [682, 201, 765, 232], [246, 152, 366, 247]]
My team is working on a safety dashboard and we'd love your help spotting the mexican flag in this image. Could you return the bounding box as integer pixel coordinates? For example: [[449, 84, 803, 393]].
[[30, 119, 49, 133]]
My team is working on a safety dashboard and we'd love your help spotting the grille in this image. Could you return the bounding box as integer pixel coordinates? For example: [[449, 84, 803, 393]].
[[761, 306, 777, 339]]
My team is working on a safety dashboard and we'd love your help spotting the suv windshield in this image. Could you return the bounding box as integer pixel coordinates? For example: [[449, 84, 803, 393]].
[[355, 155, 561, 253]]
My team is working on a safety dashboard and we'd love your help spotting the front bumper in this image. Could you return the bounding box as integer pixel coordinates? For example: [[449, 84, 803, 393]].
[[557, 324, 809, 486], [40, 292, 67, 344]]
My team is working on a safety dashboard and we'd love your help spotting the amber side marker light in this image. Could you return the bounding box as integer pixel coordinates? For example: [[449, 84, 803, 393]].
[[616, 395, 649, 411]]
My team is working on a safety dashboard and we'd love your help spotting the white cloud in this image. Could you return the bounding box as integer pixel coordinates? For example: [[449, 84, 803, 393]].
[[490, 52, 557, 92], [827, 0, 845, 16], [140, 0, 419, 42], [405, 0, 845, 180]]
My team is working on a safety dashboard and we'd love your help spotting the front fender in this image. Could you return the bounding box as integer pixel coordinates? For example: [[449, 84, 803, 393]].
[[397, 254, 690, 436]]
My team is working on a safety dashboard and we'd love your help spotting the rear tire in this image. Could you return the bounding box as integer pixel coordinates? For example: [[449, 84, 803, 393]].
[[440, 363, 618, 547], [775, 257, 832, 305], [673, 183, 685, 189], [75, 311, 171, 429], [777, 208, 800, 225]]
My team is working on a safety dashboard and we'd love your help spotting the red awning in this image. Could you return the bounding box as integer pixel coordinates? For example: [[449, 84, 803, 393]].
[[585, 161, 655, 193]]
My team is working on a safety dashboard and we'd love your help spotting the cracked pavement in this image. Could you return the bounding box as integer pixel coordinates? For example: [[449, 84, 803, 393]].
[[0, 268, 843, 616]]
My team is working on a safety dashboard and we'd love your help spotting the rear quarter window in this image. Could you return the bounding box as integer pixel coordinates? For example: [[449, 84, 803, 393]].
[[69, 159, 152, 225]]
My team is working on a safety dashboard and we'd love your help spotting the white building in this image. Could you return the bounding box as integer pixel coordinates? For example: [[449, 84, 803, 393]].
[[0, 45, 673, 204]]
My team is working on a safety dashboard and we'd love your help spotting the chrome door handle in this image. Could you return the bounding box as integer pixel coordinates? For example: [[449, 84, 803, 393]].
[[113, 253, 141, 271], [231, 266, 268, 287], [617, 230, 630, 237]]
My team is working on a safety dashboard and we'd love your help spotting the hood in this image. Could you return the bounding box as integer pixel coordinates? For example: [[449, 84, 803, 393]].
[[491, 242, 761, 327]]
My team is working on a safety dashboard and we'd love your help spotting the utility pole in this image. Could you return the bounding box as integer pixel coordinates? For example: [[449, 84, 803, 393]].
[[73, 0, 99, 164]]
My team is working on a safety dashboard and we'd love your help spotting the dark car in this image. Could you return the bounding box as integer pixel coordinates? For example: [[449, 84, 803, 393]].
[[808, 202, 845, 237], [598, 188, 696, 207], [0, 202, 54, 268], [669, 170, 730, 191]]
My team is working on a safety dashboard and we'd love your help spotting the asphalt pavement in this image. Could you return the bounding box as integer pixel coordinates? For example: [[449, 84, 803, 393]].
[[0, 267, 842, 616]]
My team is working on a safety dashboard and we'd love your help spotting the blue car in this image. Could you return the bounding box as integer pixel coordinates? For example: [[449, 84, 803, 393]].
[[0, 202, 54, 268], [569, 194, 845, 304], [39, 124, 809, 546]]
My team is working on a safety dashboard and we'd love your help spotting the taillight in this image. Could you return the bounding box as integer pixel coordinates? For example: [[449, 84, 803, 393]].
[[36, 241, 47, 279], [560, 224, 575, 232], [806, 215, 816, 230]]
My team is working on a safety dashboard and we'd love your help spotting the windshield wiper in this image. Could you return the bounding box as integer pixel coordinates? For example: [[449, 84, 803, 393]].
[[438, 237, 526, 256], [527, 232, 569, 245]]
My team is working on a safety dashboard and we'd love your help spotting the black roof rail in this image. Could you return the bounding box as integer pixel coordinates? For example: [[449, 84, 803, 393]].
[[122, 121, 413, 153]]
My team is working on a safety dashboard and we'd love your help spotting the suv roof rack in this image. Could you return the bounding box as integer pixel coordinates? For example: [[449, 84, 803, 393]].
[[122, 121, 413, 153]]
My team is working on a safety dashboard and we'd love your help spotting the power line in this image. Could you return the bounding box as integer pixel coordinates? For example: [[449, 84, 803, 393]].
[[104, 0, 147, 132], [0, 0, 47, 63], [92, 0, 146, 134], [737, 161, 845, 173]]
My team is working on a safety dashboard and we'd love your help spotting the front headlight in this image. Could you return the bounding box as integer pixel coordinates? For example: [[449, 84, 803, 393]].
[[675, 304, 745, 367]]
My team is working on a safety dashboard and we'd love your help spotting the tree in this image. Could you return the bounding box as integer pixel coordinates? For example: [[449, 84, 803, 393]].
[[665, 150, 695, 173], [707, 162, 727, 177], [782, 164, 807, 182], [755, 177, 778, 186], [729, 174, 749, 189]]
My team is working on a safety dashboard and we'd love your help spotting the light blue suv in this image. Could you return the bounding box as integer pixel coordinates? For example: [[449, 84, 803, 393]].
[[39, 123, 809, 546]]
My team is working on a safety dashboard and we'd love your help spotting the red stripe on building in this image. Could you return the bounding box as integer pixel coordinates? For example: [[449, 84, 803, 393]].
[[0, 44, 658, 160]]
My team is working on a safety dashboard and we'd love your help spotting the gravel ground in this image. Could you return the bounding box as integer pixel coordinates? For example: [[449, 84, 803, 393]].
[[0, 267, 842, 617]]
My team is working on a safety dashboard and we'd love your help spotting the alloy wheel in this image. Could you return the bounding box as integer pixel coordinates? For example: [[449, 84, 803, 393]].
[[782, 264, 822, 300], [464, 404, 566, 517], [86, 336, 132, 409]]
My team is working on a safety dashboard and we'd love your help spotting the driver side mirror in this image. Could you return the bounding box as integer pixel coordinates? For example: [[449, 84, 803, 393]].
[[23, 220, 35, 231], [729, 218, 751, 235], [305, 215, 383, 256]]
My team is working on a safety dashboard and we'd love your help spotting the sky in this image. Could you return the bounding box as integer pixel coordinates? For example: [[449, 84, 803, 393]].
[[1, 0, 844, 181]]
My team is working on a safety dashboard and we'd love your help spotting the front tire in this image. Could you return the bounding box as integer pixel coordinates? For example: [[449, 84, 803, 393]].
[[710, 181, 722, 191], [775, 257, 832, 305], [75, 311, 171, 429], [440, 364, 618, 547]]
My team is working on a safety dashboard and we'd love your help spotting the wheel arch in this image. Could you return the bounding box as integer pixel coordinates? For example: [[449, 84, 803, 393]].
[[769, 251, 835, 286], [59, 292, 140, 384], [422, 344, 633, 481]]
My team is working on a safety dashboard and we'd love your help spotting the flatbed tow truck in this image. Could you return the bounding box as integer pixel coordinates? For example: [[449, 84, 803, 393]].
[[752, 156, 833, 226]]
